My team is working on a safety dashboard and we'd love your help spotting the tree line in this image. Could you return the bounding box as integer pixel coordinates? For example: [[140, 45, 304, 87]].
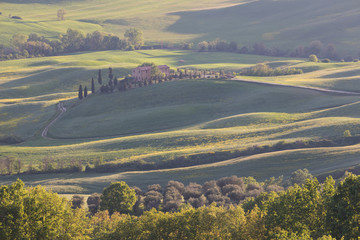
[[0, 28, 144, 60], [1, 171, 360, 239], [240, 63, 303, 76], [195, 39, 358, 62], [78, 64, 230, 99], [2, 134, 360, 176]]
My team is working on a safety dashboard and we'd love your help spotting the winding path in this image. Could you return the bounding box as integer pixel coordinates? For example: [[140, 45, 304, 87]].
[[41, 102, 66, 138]]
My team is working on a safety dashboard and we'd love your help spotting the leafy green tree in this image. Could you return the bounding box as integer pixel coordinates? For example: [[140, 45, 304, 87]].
[[343, 129, 352, 137], [124, 28, 144, 50], [0, 179, 90, 239], [100, 181, 136, 214], [288, 168, 313, 186], [78, 85, 83, 99], [198, 41, 209, 51], [84, 86, 88, 98], [11, 34, 28, 49], [327, 174, 360, 239], [61, 28, 85, 52], [57, 9, 66, 20], [85, 30, 104, 50], [91, 77, 95, 93], [309, 54, 318, 62], [265, 178, 331, 238]]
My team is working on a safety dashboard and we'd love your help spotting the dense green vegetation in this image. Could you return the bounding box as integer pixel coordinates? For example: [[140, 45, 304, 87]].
[[1, 172, 360, 239], [1, 28, 144, 60], [2, 1, 360, 237]]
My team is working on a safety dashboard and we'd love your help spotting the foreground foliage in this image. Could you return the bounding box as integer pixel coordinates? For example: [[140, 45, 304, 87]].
[[1, 173, 360, 239], [0, 179, 90, 239]]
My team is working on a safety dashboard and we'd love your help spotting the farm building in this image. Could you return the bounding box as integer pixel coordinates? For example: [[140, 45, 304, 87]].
[[132, 65, 170, 82]]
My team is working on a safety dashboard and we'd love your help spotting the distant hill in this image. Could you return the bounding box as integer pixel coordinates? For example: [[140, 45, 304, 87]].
[[1, 0, 360, 56]]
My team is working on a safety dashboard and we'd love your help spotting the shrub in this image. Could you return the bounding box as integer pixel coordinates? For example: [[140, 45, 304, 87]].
[[87, 193, 101, 215], [71, 195, 84, 209], [183, 182, 202, 200], [344, 130, 352, 137], [309, 54, 318, 62]]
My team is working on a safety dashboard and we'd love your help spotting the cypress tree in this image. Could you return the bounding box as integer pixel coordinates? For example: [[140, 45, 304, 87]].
[[84, 86, 88, 98], [98, 69, 102, 85], [78, 85, 83, 99], [108, 67, 113, 80], [91, 77, 95, 93]]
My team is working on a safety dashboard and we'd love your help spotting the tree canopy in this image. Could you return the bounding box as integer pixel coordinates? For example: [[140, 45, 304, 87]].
[[124, 28, 144, 50], [0, 179, 90, 240], [100, 181, 136, 214]]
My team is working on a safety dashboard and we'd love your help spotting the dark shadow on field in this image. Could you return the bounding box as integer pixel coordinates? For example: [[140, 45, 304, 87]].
[[166, 0, 360, 49], [322, 69, 360, 78], [0, 67, 130, 99]]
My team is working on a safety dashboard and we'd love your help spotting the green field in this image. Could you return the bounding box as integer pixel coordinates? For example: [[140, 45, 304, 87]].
[[1, 0, 360, 55], [1, 48, 360, 193]]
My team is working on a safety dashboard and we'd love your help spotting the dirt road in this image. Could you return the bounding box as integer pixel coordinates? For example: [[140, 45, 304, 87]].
[[41, 102, 66, 138]]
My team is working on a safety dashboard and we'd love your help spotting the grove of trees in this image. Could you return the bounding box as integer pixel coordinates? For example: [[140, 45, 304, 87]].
[[195, 39, 348, 61], [240, 63, 303, 76], [0, 28, 144, 61], [1, 172, 360, 239]]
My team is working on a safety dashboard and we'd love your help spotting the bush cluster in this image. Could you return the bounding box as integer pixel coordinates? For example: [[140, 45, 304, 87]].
[[2, 172, 360, 239], [0, 28, 137, 60], [240, 63, 303, 76]]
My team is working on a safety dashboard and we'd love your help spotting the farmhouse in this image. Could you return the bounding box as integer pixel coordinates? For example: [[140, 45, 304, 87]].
[[132, 65, 170, 82]]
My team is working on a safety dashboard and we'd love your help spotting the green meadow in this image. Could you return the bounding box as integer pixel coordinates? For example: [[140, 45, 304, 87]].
[[1, 48, 360, 193]]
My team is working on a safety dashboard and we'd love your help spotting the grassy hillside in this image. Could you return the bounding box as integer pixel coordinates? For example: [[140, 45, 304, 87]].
[[1, 143, 360, 193], [1, 78, 360, 169], [1, 0, 360, 55], [0, 50, 292, 99], [1, 49, 360, 193], [49, 79, 359, 138]]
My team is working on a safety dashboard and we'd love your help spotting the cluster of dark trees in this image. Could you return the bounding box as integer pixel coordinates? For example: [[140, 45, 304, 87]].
[[0, 28, 144, 60], [1, 172, 360, 239], [0, 155, 83, 175], [240, 63, 303, 76], [77, 67, 127, 99], [0, 135, 23, 145], [195, 39, 359, 61], [86, 64, 224, 97]]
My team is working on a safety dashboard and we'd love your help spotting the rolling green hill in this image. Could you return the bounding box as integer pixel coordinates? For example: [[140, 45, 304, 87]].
[[1, 0, 360, 55], [1, 48, 360, 193]]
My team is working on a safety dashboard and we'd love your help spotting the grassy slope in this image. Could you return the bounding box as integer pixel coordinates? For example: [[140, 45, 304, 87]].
[[1, 144, 360, 193], [1, 0, 360, 55], [0, 49, 290, 139], [2, 50, 360, 193], [1, 78, 360, 167], [238, 61, 360, 92]]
